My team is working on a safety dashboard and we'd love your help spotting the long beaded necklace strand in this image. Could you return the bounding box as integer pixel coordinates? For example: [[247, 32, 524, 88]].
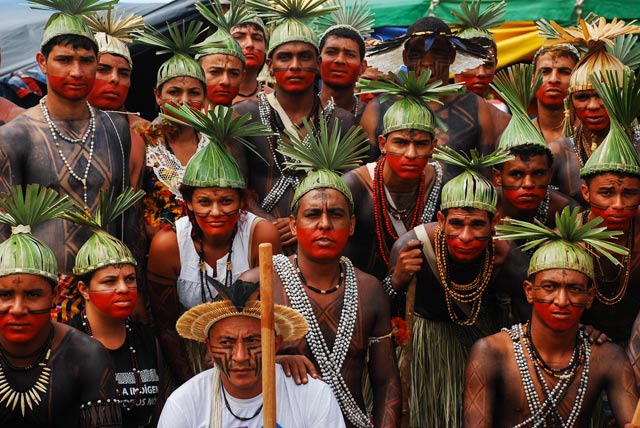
[[506, 323, 590, 428], [221, 386, 263, 421], [273, 254, 373, 428], [198, 227, 237, 303], [0, 325, 53, 417], [434, 226, 495, 326], [40, 95, 96, 210], [294, 254, 345, 294], [81, 310, 142, 411]]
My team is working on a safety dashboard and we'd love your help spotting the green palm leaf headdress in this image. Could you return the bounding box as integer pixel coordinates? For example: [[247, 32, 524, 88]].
[[496, 206, 629, 279], [83, 8, 145, 69], [63, 187, 144, 276], [450, 0, 506, 43], [134, 20, 207, 87], [194, 0, 256, 64], [28, 0, 118, 49], [491, 64, 550, 155], [356, 69, 464, 136], [277, 116, 369, 211], [247, 0, 339, 57], [161, 104, 275, 189], [0, 185, 72, 282], [433, 147, 512, 214], [580, 68, 640, 178], [315, 0, 374, 44]]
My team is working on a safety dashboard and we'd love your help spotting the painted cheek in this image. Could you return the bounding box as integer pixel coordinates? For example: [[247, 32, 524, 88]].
[[359, 93, 376, 104], [244, 50, 266, 68], [534, 301, 584, 331], [502, 187, 547, 211], [195, 212, 239, 236], [445, 236, 488, 262], [161, 101, 203, 120], [206, 85, 240, 106], [0, 312, 51, 343], [319, 61, 361, 86], [89, 289, 138, 319], [273, 70, 316, 92], [88, 79, 129, 110], [590, 205, 636, 230], [455, 74, 490, 97], [296, 227, 350, 260], [385, 155, 429, 180], [48, 75, 95, 100], [535, 83, 566, 108], [575, 107, 611, 132]]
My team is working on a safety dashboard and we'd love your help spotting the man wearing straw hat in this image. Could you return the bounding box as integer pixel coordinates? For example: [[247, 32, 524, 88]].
[[158, 284, 345, 427]]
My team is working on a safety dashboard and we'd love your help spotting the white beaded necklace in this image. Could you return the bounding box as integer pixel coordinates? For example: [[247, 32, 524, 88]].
[[273, 254, 372, 428], [40, 95, 96, 209]]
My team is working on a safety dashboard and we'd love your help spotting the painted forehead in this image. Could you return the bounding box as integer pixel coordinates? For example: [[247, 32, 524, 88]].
[[300, 188, 350, 208]]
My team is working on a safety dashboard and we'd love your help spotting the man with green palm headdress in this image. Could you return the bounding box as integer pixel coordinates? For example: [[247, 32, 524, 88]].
[[388, 147, 525, 427], [464, 207, 640, 428], [0, 0, 139, 324], [0, 185, 122, 427], [233, 0, 358, 252], [240, 117, 401, 428]]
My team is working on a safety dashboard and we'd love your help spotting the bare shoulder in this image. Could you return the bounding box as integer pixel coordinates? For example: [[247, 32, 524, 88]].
[[149, 228, 178, 253], [353, 265, 381, 292], [590, 340, 628, 368], [233, 98, 259, 116], [238, 265, 260, 282], [470, 330, 511, 361]]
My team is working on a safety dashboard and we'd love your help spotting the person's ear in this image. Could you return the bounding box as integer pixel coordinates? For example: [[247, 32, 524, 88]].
[[437, 211, 445, 229], [493, 167, 502, 186], [378, 134, 387, 154], [153, 87, 163, 108], [523, 279, 534, 304], [359, 59, 368, 76], [585, 284, 596, 309], [492, 212, 501, 229], [78, 280, 90, 301], [289, 214, 297, 236], [581, 183, 590, 204], [36, 52, 47, 75], [349, 214, 356, 236]]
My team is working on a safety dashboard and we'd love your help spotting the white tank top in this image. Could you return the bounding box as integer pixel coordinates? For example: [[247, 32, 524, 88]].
[[175, 212, 260, 309]]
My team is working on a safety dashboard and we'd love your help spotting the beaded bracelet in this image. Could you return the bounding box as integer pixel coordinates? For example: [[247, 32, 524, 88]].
[[381, 274, 398, 297]]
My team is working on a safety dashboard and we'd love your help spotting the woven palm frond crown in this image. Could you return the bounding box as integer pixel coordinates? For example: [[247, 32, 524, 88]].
[[160, 103, 274, 189], [491, 64, 550, 155], [134, 20, 207, 87], [0, 185, 72, 282], [29, 0, 118, 49], [580, 68, 640, 178], [496, 206, 629, 279], [315, 0, 374, 44], [83, 9, 145, 68], [541, 17, 640, 93], [356, 69, 464, 136], [450, 0, 506, 42], [433, 147, 512, 214], [276, 116, 369, 211], [194, 0, 254, 63], [63, 187, 144, 276], [247, 0, 339, 57]]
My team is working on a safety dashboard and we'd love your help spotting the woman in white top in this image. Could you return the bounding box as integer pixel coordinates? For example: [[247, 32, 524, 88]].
[[147, 103, 281, 386]]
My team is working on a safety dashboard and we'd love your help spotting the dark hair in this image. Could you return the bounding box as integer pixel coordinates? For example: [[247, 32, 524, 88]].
[[441, 206, 495, 222], [533, 45, 579, 70], [319, 27, 366, 61], [494, 144, 553, 171], [233, 22, 266, 37], [407, 17, 452, 36], [467, 36, 496, 55], [41, 34, 98, 58]]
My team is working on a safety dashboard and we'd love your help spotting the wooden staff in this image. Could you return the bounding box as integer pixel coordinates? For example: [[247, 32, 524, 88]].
[[632, 397, 640, 424], [400, 277, 417, 428], [259, 243, 276, 428]]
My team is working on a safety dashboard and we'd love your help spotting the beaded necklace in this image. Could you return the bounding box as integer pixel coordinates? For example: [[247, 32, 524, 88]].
[[221, 386, 263, 421], [294, 254, 345, 294], [273, 254, 373, 428], [198, 227, 237, 304], [40, 95, 96, 210], [434, 226, 495, 326], [0, 325, 53, 416], [568, 123, 597, 167], [506, 323, 590, 428], [81, 310, 142, 411]]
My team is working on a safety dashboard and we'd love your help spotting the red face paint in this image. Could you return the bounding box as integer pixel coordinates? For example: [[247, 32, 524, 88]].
[[273, 70, 316, 93], [88, 79, 129, 110], [590, 205, 636, 230], [206, 84, 240, 107], [244, 49, 266, 69], [0, 311, 51, 343], [89, 289, 138, 319], [160, 101, 204, 121], [296, 227, 350, 260], [195, 211, 239, 237], [575, 107, 610, 132], [445, 236, 489, 263], [533, 301, 584, 331], [535, 82, 566, 109], [48, 75, 95, 100], [359, 92, 376, 104], [455, 74, 492, 97], [385, 154, 429, 180], [320, 61, 361, 87], [502, 187, 547, 211]]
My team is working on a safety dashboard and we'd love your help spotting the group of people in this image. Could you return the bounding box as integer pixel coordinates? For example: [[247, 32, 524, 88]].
[[3, 0, 640, 427]]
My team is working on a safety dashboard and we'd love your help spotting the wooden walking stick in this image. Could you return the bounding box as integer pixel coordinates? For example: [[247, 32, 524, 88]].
[[400, 277, 417, 428], [632, 398, 640, 424], [260, 243, 276, 428]]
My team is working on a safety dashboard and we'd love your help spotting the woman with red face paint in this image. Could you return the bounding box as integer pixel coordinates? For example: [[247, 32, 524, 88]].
[[147, 104, 281, 386], [463, 206, 640, 428], [65, 188, 161, 428], [134, 22, 209, 238], [0, 185, 121, 427]]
